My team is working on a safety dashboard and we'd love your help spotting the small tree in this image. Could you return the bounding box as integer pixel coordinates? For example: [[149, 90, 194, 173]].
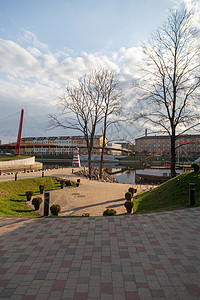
[[97, 69, 122, 179], [50, 70, 105, 178]]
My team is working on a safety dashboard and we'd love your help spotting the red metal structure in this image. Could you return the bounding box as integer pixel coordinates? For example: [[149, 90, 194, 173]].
[[141, 141, 200, 162], [141, 146, 171, 161], [15, 109, 24, 156]]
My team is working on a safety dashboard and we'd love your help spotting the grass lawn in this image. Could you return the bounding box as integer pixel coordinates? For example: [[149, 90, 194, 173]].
[[0, 177, 61, 217], [133, 171, 200, 213], [0, 156, 31, 162]]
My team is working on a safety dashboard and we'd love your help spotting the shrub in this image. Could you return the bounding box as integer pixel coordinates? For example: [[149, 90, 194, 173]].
[[39, 184, 45, 194], [50, 204, 61, 216], [25, 191, 34, 201], [124, 201, 134, 209], [32, 197, 43, 206], [60, 180, 65, 189], [103, 209, 117, 216], [125, 192, 132, 201], [32, 197, 43, 211], [124, 201, 134, 213], [128, 188, 134, 196], [192, 163, 199, 172]]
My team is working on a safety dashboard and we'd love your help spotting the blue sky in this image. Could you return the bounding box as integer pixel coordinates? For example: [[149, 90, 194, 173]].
[[1, 0, 174, 53], [0, 0, 197, 143]]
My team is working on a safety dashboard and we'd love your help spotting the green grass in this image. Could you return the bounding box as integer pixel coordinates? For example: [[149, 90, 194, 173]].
[[121, 155, 193, 162], [0, 156, 31, 162], [121, 155, 170, 162], [35, 154, 73, 159], [133, 171, 200, 213], [0, 177, 61, 217]]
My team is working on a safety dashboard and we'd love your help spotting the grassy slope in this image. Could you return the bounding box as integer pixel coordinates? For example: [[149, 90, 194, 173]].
[[133, 171, 200, 213], [0, 177, 60, 217]]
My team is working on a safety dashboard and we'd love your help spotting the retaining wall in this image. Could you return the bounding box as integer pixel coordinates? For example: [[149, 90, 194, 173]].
[[0, 157, 43, 173], [0, 157, 35, 167]]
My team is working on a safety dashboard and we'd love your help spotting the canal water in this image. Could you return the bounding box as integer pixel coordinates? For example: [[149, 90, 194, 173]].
[[43, 161, 184, 184]]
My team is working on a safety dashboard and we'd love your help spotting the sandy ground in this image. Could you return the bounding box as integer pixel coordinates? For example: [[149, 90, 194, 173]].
[[17, 167, 154, 217]]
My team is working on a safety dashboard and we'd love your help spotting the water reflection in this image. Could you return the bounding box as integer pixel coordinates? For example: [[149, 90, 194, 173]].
[[107, 168, 135, 184], [43, 163, 179, 185]]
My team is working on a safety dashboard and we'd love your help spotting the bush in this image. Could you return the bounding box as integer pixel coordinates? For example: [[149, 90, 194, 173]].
[[124, 201, 134, 209], [25, 191, 34, 201], [32, 197, 43, 211], [192, 163, 199, 172], [39, 184, 45, 194], [128, 188, 134, 196], [32, 197, 43, 206], [125, 192, 132, 201], [124, 201, 134, 213], [103, 209, 117, 216], [60, 179, 65, 189], [50, 204, 61, 216]]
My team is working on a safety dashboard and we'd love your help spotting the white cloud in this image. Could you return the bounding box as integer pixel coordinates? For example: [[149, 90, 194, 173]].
[[20, 29, 49, 53], [0, 38, 39, 77], [0, 33, 134, 117], [0, 31, 142, 140]]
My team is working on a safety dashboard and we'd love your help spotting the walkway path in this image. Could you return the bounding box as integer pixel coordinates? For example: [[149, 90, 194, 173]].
[[0, 208, 200, 299]]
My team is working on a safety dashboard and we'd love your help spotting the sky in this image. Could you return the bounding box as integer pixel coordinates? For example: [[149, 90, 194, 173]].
[[0, 0, 198, 144]]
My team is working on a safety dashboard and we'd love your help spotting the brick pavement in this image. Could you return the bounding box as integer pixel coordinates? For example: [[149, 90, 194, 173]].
[[0, 208, 200, 299]]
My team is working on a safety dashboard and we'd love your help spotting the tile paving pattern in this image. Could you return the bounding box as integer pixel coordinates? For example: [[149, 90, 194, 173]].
[[0, 207, 200, 299]]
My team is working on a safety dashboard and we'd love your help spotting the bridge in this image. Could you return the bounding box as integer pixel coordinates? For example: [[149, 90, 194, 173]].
[[0, 142, 131, 154]]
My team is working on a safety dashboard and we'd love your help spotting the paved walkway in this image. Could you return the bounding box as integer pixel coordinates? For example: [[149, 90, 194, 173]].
[[0, 208, 200, 299]]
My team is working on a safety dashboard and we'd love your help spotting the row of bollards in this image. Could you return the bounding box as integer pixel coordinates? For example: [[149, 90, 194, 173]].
[[12, 170, 45, 181]]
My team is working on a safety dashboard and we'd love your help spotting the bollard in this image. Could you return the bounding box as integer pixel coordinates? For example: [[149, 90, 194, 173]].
[[42, 171, 44, 177], [44, 192, 50, 216], [0, 170, 1, 176], [189, 183, 195, 206], [72, 169, 73, 174], [15, 172, 18, 181]]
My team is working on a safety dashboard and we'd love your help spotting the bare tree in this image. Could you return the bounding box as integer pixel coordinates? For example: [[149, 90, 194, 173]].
[[97, 69, 122, 179], [134, 7, 200, 177], [49, 70, 105, 177]]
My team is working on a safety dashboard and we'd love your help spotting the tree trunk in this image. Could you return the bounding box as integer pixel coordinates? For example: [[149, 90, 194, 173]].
[[170, 130, 176, 178], [99, 131, 107, 179], [99, 147, 104, 179], [88, 150, 92, 179]]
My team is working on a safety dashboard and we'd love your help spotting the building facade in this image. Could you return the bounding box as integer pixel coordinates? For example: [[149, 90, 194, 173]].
[[21, 135, 105, 156], [107, 143, 122, 156], [135, 135, 200, 157]]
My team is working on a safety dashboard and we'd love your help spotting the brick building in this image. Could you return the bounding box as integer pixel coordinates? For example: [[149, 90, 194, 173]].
[[135, 135, 200, 157]]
